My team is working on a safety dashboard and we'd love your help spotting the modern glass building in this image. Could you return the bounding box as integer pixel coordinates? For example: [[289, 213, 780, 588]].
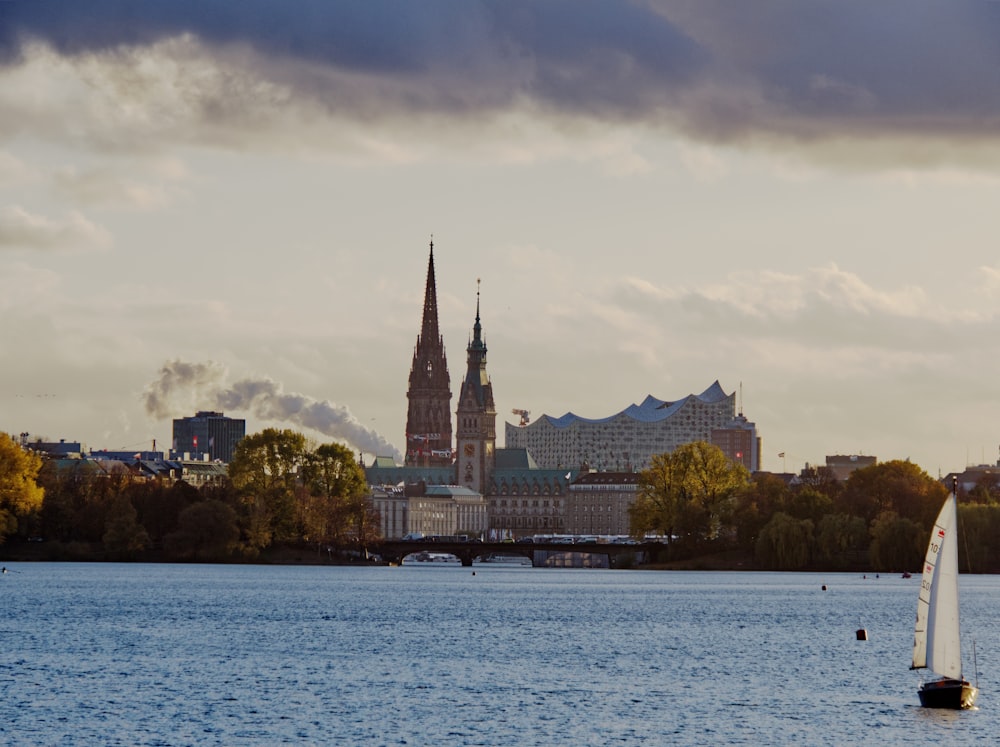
[[171, 411, 246, 464], [504, 381, 740, 471]]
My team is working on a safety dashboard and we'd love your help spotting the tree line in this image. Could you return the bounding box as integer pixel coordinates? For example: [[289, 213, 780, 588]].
[[0, 429, 375, 562], [629, 441, 1000, 573], [5, 431, 1000, 571]]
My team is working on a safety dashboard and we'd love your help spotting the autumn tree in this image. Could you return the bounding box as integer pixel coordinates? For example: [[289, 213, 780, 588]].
[[630, 441, 750, 547], [299, 441, 378, 554], [841, 460, 947, 528], [0, 434, 45, 542]]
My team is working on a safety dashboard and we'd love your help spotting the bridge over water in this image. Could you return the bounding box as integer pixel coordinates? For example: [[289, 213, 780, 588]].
[[373, 540, 668, 568]]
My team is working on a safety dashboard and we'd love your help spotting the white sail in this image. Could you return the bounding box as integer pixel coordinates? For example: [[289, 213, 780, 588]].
[[911, 494, 963, 679]]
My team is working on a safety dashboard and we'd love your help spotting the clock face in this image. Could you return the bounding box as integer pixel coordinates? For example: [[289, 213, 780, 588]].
[[464, 443, 475, 456]]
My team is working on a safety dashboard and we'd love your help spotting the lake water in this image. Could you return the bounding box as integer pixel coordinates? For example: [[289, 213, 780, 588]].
[[1, 563, 997, 746]]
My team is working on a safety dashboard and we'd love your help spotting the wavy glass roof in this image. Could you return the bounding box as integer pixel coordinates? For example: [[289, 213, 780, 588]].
[[541, 381, 729, 428]]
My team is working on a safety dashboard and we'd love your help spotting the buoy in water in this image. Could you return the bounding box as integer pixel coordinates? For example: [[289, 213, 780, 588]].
[[821, 585, 827, 591], [856, 628, 868, 641]]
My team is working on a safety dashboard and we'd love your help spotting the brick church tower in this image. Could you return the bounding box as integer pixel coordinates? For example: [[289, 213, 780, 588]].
[[405, 241, 453, 467]]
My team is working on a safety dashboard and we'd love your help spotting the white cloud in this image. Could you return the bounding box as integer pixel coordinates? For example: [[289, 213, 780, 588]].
[[51, 162, 184, 210], [980, 265, 1000, 295], [676, 142, 730, 182], [0, 205, 111, 252]]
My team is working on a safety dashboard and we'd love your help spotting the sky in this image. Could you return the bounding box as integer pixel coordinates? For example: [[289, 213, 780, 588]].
[[3, 1, 1000, 476]]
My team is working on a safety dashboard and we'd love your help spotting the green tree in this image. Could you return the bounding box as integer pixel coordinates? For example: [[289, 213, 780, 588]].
[[164, 500, 241, 560], [300, 442, 370, 547], [869, 511, 924, 572], [102, 495, 150, 557], [630, 441, 750, 546], [74, 465, 137, 543], [0, 434, 45, 542], [732, 472, 791, 552], [341, 492, 382, 551], [815, 513, 868, 568], [37, 459, 89, 541], [301, 443, 366, 502], [130, 479, 199, 545], [755, 512, 814, 569], [785, 487, 833, 524], [957, 504, 1000, 572], [227, 428, 308, 548]]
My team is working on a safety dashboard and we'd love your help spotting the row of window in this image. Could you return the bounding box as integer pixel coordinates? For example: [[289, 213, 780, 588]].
[[491, 499, 561, 508]]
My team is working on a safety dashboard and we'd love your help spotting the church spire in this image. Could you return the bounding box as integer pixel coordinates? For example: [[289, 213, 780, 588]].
[[468, 278, 485, 358], [405, 238, 453, 467], [420, 238, 440, 346], [462, 278, 490, 402]]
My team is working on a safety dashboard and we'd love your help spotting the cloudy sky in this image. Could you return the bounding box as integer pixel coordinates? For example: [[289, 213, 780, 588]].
[[3, 1, 1000, 475]]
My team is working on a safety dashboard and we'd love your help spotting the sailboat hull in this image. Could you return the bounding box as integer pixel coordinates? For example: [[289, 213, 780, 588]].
[[917, 678, 978, 709]]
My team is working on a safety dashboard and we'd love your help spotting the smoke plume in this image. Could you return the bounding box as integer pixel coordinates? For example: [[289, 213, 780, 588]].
[[144, 359, 402, 461]]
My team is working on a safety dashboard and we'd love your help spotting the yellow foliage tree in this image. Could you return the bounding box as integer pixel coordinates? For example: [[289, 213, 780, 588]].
[[630, 441, 750, 545], [0, 434, 45, 542]]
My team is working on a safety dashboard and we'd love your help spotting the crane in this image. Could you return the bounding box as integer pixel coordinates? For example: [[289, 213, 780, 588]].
[[511, 408, 531, 426]]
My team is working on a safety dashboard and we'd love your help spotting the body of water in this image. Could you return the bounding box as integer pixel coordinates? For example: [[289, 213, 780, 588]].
[[1, 563, 997, 746]]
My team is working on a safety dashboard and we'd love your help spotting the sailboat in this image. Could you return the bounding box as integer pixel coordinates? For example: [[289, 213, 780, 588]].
[[910, 492, 978, 709]]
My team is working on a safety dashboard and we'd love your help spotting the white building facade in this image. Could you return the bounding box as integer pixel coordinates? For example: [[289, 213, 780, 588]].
[[505, 381, 738, 471]]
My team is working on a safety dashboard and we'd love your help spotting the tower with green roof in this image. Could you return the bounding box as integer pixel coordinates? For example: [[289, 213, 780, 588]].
[[455, 280, 496, 494]]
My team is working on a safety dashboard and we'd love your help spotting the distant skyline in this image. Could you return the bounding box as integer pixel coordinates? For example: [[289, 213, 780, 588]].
[[3, 2, 1000, 476]]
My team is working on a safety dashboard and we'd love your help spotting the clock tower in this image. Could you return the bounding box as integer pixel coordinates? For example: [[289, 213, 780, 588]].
[[405, 241, 453, 467], [455, 281, 496, 494]]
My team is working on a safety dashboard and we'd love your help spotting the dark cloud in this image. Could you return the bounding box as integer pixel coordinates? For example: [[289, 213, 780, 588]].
[[1, 1, 999, 142], [0, 1, 708, 121]]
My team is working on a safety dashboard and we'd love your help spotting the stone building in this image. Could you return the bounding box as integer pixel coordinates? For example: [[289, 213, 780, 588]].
[[564, 472, 638, 536], [486, 448, 574, 537], [824, 454, 877, 481]]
